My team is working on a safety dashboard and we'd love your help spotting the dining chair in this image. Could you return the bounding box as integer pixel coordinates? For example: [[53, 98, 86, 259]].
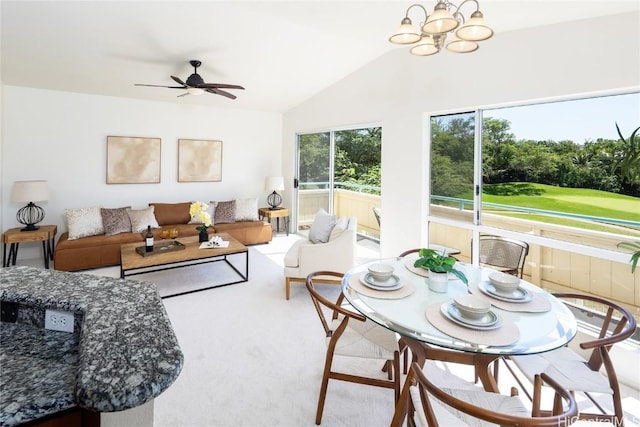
[[305, 270, 402, 425], [477, 235, 529, 278], [396, 361, 578, 427], [507, 293, 637, 426]]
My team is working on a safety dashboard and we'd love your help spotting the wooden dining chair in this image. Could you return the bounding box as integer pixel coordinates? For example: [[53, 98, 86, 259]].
[[396, 361, 578, 427], [506, 293, 637, 426], [305, 271, 402, 425], [477, 235, 529, 278]]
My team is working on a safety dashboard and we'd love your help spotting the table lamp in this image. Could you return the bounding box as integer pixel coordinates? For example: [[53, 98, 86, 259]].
[[11, 180, 49, 231], [264, 176, 284, 210]]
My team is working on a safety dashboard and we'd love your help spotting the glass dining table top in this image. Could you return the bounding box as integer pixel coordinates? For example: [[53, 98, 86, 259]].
[[342, 257, 578, 356]]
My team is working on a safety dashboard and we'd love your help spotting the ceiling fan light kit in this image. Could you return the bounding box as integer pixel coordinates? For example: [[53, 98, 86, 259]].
[[135, 60, 244, 99], [389, 0, 493, 56]]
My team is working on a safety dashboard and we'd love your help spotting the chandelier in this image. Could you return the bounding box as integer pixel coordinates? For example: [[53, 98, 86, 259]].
[[389, 0, 493, 56]]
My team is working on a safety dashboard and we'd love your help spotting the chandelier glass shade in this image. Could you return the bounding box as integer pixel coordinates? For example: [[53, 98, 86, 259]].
[[389, 0, 493, 56]]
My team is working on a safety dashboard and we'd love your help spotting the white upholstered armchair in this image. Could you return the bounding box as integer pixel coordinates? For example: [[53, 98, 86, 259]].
[[283, 216, 357, 300]]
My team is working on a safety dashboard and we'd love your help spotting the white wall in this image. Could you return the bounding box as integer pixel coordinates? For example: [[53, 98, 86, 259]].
[[1, 87, 282, 258], [283, 12, 640, 257]]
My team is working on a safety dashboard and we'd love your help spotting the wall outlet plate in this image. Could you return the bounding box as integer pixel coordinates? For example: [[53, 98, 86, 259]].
[[45, 309, 74, 333]]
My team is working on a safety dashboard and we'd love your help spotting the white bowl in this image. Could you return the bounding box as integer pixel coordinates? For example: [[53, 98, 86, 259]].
[[368, 263, 394, 282], [488, 272, 520, 293], [453, 294, 491, 320]]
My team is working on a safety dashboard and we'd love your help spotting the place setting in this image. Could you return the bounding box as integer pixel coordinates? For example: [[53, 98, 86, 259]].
[[348, 262, 415, 299], [469, 271, 551, 313], [426, 294, 520, 346]]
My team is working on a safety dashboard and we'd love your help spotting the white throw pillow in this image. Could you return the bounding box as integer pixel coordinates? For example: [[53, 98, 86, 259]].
[[65, 206, 104, 240], [308, 209, 336, 244], [126, 206, 159, 232], [329, 217, 349, 241], [235, 198, 259, 221]]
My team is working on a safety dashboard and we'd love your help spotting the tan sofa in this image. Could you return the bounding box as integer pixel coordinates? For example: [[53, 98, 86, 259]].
[[54, 202, 272, 272]]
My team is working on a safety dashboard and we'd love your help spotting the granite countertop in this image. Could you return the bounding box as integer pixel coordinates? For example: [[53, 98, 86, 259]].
[[0, 266, 183, 426]]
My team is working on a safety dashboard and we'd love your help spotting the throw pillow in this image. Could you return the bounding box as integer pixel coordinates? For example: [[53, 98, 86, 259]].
[[149, 202, 191, 225], [126, 206, 159, 232], [235, 198, 258, 221], [308, 208, 336, 244], [329, 216, 349, 241], [65, 206, 105, 240], [213, 200, 236, 224], [188, 202, 216, 226], [100, 207, 132, 236]]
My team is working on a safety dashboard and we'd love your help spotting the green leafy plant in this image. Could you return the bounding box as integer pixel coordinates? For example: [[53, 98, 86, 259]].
[[413, 248, 468, 284], [617, 240, 640, 273]]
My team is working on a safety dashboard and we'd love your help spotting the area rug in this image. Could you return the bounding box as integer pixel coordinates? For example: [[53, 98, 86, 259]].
[[89, 239, 399, 426]]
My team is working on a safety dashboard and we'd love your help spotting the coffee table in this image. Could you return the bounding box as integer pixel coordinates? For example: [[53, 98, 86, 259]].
[[120, 233, 248, 298]]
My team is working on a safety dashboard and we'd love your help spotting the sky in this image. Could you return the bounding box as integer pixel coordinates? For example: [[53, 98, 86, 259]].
[[485, 92, 640, 144]]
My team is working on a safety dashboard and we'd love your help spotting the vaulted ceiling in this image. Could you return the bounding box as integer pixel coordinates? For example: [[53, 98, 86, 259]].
[[2, 1, 638, 112]]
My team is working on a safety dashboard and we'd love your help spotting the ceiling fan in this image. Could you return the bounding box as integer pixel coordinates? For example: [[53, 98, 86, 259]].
[[135, 60, 244, 99]]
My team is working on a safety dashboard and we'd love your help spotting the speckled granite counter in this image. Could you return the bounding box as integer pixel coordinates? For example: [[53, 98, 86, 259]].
[[0, 266, 183, 426]]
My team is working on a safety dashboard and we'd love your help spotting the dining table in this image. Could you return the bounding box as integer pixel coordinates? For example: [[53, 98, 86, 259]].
[[341, 254, 578, 424]]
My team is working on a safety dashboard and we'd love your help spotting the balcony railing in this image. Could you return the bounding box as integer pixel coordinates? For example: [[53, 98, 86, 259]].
[[298, 184, 640, 317]]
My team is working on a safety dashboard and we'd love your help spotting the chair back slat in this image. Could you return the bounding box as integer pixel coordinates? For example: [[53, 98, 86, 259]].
[[478, 235, 529, 277]]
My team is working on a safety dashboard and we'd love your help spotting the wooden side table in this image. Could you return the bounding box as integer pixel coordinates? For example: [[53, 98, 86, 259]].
[[258, 207, 290, 235], [2, 225, 57, 269]]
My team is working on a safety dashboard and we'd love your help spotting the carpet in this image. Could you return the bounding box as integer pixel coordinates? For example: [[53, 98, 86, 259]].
[[89, 236, 398, 427]]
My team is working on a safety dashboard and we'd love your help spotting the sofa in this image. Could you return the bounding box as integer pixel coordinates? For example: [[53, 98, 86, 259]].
[[54, 200, 272, 272]]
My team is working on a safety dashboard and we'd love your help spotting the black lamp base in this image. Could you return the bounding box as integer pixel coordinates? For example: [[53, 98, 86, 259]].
[[267, 191, 282, 210], [17, 202, 45, 232]]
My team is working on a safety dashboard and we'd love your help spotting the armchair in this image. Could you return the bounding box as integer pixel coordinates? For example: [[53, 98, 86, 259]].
[[283, 217, 357, 300]]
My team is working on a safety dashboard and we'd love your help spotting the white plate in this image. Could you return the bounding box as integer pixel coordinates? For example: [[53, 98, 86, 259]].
[[440, 302, 503, 330], [478, 281, 532, 303], [360, 273, 403, 291]]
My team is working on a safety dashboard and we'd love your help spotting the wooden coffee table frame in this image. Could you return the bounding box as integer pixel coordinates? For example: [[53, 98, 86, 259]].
[[120, 233, 249, 298]]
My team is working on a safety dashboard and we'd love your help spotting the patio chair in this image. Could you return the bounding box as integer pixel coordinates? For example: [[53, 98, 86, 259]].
[[306, 270, 402, 424], [394, 361, 578, 427], [507, 293, 637, 426], [478, 235, 529, 278]]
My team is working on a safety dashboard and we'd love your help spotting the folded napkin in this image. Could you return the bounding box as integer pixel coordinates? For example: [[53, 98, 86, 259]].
[[199, 236, 230, 249]]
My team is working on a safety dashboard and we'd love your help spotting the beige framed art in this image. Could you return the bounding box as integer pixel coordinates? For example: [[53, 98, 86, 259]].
[[106, 136, 161, 184], [178, 139, 223, 182]]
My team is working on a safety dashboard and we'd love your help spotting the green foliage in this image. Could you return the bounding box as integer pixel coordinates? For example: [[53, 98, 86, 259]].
[[413, 249, 468, 284], [617, 241, 640, 273], [615, 123, 640, 193]]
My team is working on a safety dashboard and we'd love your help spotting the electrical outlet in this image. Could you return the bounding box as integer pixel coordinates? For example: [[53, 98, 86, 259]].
[[45, 309, 74, 333]]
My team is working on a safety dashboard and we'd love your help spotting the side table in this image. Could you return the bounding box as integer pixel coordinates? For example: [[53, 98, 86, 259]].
[[258, 207, 290, 236], [2, 225, 57, 269]]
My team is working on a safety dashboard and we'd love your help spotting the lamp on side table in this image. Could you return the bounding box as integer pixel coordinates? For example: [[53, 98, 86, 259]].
[[11, 180, 49, 231], [264, 176, 284, 210]]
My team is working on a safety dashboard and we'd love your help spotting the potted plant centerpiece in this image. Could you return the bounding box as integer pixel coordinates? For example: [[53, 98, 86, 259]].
[[413, 248, 468, 292]]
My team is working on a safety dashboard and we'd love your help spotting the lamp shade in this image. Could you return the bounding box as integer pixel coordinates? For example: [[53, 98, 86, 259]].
[[264, 176, 284, 191], [11, 180, 49, 203]]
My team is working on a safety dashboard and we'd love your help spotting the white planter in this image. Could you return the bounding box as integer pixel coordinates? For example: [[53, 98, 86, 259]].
[[429, 271, 449, 293]]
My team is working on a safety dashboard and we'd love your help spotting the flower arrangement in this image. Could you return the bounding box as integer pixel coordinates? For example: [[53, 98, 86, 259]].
[[190, 201, 212, 233]]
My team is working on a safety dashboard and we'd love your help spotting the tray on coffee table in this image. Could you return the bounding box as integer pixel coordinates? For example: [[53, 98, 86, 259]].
[[135, 240, 185, 257]]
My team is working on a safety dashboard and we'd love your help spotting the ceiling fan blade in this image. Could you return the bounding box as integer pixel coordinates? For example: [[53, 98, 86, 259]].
[[198, 83, 245, 90], [135, 83, 185, 89], [171, 75, 187, 86], [206, 88, 237, 99], [177, 92, 190, 98]]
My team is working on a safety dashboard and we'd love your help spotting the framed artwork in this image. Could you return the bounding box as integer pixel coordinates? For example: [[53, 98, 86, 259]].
[[106, 136, 161, 184], [178, 139, 223, 182]]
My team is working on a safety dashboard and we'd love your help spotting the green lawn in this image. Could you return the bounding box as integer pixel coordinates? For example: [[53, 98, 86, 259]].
[[456, 182, 640, 235]]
